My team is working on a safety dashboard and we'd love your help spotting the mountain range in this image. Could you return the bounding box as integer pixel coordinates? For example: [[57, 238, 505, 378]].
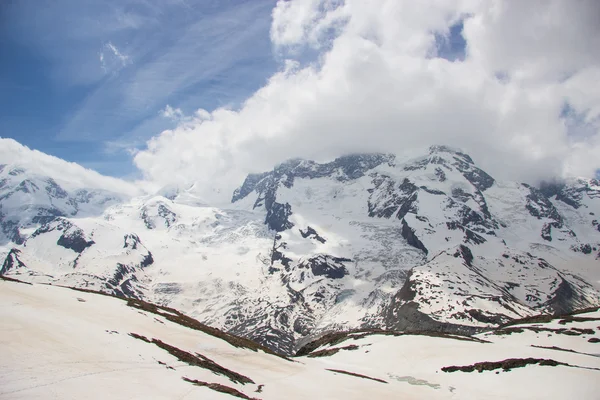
[[1, 142, 599, 356]]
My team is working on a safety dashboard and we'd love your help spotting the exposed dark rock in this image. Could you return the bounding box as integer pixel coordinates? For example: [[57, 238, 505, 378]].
[[395, 180, 419, 220], [15, 179, 39, 194], [401, 219, 428, 254], [367, 176, 418, 219], [326, 368, 388, 384], [442, 358, 567, 373], [420, 186, 445, 195], [153, 282, 182, 295], [445, 222, 487, 245], [265, 202, 294, 232], [454, 245, 474, 266], [307, 344, 359, 358], [541, 222, 555, 241], [299, 255, 349, 279], [299, 226, 326, 243], [31, 207, 65, 225], [434, 167, 447, 182], [44, 178, 68, 199], [56, 228, 95, 253], [31, 219, 94, 253], [427, 146, 495, 191], [8, 167, 25, 176], [157, 204, 176, 227], [0, 214, 25, 244], [395, 269, 417, 302], [123, 234, 141, 249], [523, 183, 566, 241], [182, 378, 258, 399], [141, 252, 154, 268], [231, 171, 271, 203], [385, 301, 480, 336], [571, 244, 593, 254], [271, 249, 292, 270], [544, 277, 578, 315], [466, 309, 506, 325], [128, 333, 254, 384], [461, 168, 495, 192], [1, 248, 26, 275], [233, 154, 394, 234], [451, 187, 471, 202]]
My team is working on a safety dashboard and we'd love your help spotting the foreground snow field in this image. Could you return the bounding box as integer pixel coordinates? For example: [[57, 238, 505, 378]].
[[2, 278, 599, 399]]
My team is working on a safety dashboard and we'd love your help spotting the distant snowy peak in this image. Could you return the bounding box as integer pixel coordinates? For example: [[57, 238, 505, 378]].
[[232, 145, 598, 250], [233, 153, 395, 201], [1, 216, 153, 298], [539, 177, 600, 210], [0, 163, 131, 245], [0, 138, 140, 195]]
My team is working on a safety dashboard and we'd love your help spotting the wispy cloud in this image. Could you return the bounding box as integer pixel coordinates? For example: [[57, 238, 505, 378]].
[[55, 1, 275, 148], [2, 0, 276, 155], [99, 41, 131, 73]]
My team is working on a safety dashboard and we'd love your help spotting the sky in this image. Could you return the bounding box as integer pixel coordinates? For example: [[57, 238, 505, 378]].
[[0, 0, 278, 177], [1, 0, 600, 201]]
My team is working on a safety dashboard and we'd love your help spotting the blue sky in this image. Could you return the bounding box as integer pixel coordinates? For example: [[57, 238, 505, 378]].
[[0, 1, 468, 178], [0, 0, 277, 177], [1, 1, 598, 182]]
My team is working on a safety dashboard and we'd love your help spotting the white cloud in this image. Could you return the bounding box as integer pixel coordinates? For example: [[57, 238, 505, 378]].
[[161, 105, 185, 121], [0, 138, 142, 196], [134, 0, 600, 203], [99, 41, 131, 73]]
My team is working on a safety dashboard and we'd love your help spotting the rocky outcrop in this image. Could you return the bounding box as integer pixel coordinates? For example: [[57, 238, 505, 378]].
[[401, 219, 428, 254], [299, 226, 326, 243], [0, 248, 26, 275], [299, 255, 350, 280], [32, 219, 95, 254]]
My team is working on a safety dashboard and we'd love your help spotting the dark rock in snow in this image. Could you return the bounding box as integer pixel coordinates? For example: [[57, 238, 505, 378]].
[[299, 226, 326, 243], [299, 255, 349, 279], [57, 231, 94, 254], [44, 178, 69, 199], [32, 219, 94, 254], [454, 245, 474, 266], [0, 248, 26, 275], [401, 219, 428, 254], [571, 244, 593, 254], [266, 202, 294, 232]]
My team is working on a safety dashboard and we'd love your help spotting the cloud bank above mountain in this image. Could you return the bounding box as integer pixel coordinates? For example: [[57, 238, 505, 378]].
[[0, 138, 142, 196], [119, 1, 598, 200]]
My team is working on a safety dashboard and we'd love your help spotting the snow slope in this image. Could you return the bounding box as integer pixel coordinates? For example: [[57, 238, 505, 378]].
[[1, 279, 599, 399]]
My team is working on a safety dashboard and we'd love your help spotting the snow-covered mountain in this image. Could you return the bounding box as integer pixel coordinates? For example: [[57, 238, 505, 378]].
[[1, 143, 600, 355], [3, 278, 600, 399]]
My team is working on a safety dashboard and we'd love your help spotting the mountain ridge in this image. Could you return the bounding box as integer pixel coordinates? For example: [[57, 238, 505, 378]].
[[1, 143, 599, 355]]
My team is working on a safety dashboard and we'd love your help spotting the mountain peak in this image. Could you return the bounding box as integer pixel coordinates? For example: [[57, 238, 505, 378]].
[[428, 145, 474, 164]]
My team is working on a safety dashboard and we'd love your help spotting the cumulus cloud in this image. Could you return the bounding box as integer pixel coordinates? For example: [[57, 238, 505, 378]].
[[133, 0, 600, 203]]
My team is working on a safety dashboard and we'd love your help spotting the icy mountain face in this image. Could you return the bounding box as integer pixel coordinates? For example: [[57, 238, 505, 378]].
[[0, 163, 128, 246], [230, 145, 600, 348], [1, 145, 600, 355], [1, 217, 153, 298]]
